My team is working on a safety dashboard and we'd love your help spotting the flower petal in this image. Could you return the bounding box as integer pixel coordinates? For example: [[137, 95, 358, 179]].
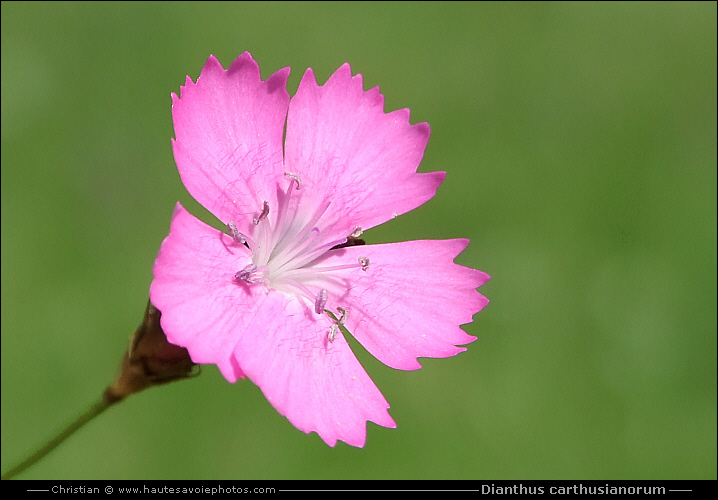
[[231, 292, 396, 447], [320, 239, 489, 370], [284, 64, 445, 235], [150, 203, 262, 382], [171, 53, 291, 233]]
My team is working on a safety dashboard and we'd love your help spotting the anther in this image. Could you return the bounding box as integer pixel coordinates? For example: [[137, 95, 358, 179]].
[[315, 289, 327, 314], [358, 256, 370, 271], [253, 201, 270, 225], [328, 323, 339, 343], [284, 172, 302, 190], [351, 227, 363, 238], [235, 264, 260, 283], [226, 221, 246, 244], [337, 306, 348, 326]]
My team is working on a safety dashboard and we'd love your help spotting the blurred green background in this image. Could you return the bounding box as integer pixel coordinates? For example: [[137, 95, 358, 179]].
[[2, 1, 715, 480]]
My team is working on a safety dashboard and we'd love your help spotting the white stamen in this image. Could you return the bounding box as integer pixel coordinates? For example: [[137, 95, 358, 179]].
[[227, 180, 371, 320], [226, 221, 246, 244], [253, 201, 270, 225], [358, 256, 370, 271], [328, 323, 338, 343], [315, 288, 327, 314], [268, 201, 334, 274], [284, 172, 302, 190]]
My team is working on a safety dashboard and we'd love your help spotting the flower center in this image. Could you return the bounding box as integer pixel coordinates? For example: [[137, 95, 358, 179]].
[[227, 174, 369, 339]]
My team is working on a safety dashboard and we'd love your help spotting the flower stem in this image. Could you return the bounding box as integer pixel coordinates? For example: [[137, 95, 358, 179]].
[[1, 300, 197, 480], [1, 397, 114, 480]]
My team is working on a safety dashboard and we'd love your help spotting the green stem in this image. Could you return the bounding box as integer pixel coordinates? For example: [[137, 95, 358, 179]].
[[1, 397, 114, 480]]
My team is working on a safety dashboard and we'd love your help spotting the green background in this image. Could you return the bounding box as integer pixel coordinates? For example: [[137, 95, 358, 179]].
[[2, 1, 715, 480]]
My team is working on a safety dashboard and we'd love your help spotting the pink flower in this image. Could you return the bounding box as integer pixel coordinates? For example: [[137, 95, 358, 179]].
[[150, 52, 490, 447]]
